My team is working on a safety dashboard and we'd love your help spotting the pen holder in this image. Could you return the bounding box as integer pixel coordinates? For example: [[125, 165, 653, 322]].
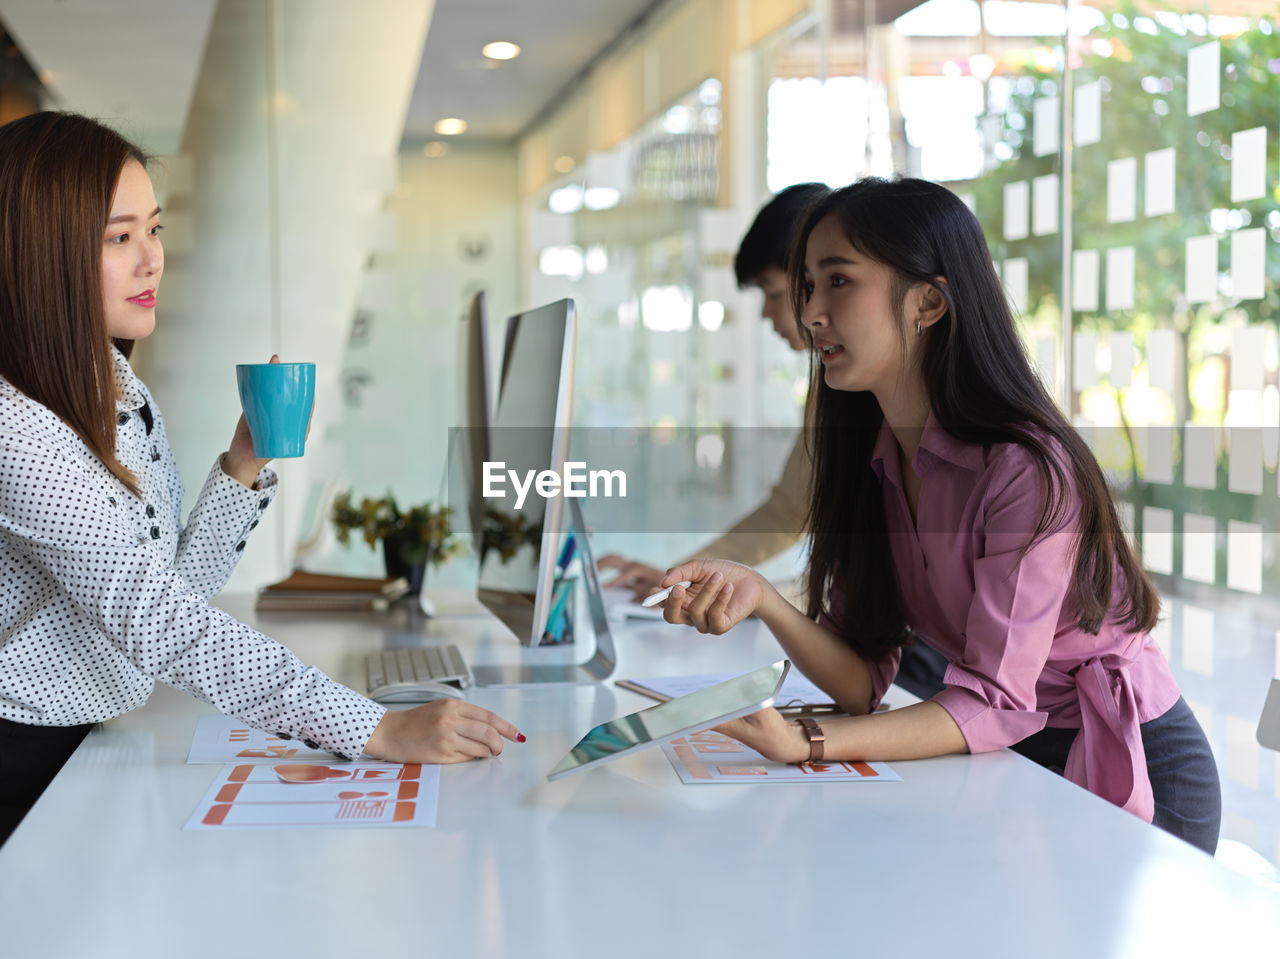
[[541, 573, 578, 646]]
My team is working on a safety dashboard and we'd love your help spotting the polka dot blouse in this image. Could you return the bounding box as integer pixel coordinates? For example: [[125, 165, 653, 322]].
[[0, 347, 385, 759]]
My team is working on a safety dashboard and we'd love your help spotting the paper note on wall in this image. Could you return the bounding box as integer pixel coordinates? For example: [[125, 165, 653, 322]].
[[1185, 235, 1219, 304], [1074, 81, 1101, 145], [1105, 246, 1135, 311], [1183, 425, 1219, 490], [1003, 181, 1029, 240], [1142, 426, 1174, 485], [1032, 174, 1059, 236], [1182, 513, 1216, 584], [1230, 327, 1266, 391], [1142, 506, 1174, 575], [1002, 258, 1028, 316], [1073, 249, 1099, 312], [1033, 96, 1060, 156], [1073, 332, 1097, 391], [1144, 148, 1176, 217], [1146, 329, 1176, 393], [1230, 229, 1265, 301], [1227, 520, 1262, 594], [1187, 41, 1220, 116], [1109, 332, 1134, 388], [1107, 157, 1137, 223], [1227, 426, 1263, 495], [1230, 127, 1267, 202]]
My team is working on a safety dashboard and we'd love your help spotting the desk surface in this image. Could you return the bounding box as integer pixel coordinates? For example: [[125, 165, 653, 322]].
[[1, 593, 1276, 958]]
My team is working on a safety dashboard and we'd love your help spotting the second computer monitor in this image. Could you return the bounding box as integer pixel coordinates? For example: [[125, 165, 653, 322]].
[[476, 298, 576, 648]]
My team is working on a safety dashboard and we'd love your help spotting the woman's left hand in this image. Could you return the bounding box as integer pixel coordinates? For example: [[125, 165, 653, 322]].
[[223, 354, 279, 488], [713, 707, 810, 764]]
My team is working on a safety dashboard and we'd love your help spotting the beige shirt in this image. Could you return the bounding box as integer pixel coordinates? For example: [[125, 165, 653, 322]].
[[686, 429, 811, 567]]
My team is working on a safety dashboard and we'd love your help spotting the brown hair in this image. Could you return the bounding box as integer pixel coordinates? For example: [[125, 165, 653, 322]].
[[0, 112, 148, 494]]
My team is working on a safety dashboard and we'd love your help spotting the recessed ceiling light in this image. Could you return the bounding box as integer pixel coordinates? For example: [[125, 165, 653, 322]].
[[434, 117, 467, 136], [482, 41, 521, 61], [423, 141, 448, 158], [553, 155, 576, 173]]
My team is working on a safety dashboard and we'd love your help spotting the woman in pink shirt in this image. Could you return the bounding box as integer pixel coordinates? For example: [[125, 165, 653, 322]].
[[656, 177, 1220, 853]]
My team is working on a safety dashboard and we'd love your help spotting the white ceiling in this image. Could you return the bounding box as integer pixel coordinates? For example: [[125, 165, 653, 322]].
[[1, 0, 216, 154], [401, 0, 665, 144], [2, 0, 671, 150]]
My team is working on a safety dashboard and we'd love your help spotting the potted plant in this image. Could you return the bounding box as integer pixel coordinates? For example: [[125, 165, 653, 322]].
[[330, 491, 463, 595]]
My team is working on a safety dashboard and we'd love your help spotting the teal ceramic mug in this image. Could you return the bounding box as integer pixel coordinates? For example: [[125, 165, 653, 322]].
[[235, 362, 315, 458]]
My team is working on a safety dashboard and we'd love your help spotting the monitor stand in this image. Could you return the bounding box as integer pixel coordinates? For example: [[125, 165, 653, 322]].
[[472, 500, 616, 686]]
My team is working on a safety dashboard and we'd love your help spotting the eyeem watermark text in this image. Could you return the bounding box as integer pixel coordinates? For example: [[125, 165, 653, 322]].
[[483, 461, 628, 509]]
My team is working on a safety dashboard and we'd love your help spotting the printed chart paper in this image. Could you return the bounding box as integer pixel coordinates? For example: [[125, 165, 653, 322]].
[[187, 713, 337, 765], [184, 761, 440, 830], [662, 730, 901, 785]]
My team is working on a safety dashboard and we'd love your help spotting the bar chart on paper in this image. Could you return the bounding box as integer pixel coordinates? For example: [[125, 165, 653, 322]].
[[184, 761, 440, 830], [661, 730, 900, 785]]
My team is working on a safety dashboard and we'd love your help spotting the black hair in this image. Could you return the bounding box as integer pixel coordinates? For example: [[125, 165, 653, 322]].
[[733, 182, 827, 287], [790, 177, 1158, 661]]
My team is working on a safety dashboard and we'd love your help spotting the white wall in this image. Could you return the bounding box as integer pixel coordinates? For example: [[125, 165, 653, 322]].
[[306, 141, 521, 585], [135, 0, 433, 591]]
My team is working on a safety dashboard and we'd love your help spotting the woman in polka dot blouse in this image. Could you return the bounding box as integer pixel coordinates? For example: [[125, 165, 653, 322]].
[[0, 112, 524, 843]]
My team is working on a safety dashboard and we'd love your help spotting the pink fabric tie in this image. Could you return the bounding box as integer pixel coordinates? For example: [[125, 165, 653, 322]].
[[1064, 657, 1155, 823]]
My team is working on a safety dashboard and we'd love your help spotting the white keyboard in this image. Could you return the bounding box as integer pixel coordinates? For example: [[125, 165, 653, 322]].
[[366, 645, 473, 700]]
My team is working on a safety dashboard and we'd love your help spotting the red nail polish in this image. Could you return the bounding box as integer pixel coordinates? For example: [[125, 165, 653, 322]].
[[516, 733, 527, 743]]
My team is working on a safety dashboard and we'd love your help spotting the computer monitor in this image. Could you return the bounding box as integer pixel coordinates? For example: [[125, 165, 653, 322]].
[[469, 298, 615, 685], [455, 290, 491, 554], [475, 298, 577, 649]]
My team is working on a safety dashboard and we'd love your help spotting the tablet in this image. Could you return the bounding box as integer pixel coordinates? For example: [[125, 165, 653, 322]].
[[546, 660, 790, 781]]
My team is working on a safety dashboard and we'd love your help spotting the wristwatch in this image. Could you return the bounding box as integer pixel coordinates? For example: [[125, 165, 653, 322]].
[[796, 716, 824, 764]]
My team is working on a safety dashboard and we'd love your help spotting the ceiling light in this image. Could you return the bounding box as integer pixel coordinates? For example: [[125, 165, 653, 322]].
[[423, 142, 448, 158], [553, 155, 576, 174], [482, 41, 521, 61], [434, 117, 467, 136]]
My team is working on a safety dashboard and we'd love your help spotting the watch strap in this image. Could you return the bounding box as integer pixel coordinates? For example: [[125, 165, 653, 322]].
[[796, 716, 824, 764]]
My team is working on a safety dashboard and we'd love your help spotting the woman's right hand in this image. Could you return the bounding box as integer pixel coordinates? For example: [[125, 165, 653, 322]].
[[656, 559, 772, 635], [363, 699, 525, 764]]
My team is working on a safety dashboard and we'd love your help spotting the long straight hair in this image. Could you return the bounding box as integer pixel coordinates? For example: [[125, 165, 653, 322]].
[[0, 112, 147, 495], [791, 177, 1158, 660]]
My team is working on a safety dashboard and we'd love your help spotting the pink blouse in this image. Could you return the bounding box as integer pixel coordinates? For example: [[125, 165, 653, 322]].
[[822, 415, 1180, 822]]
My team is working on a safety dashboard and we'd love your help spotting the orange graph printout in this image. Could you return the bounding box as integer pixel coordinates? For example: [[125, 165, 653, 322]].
[[661, 730, 901, 784], [183, 761, 440, 830]]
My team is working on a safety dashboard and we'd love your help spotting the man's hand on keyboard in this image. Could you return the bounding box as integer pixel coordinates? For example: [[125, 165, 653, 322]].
[[364, 700, 526, 764]]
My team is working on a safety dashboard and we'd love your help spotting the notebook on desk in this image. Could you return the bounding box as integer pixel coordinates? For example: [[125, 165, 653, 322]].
[[256, 569, 409, 612]]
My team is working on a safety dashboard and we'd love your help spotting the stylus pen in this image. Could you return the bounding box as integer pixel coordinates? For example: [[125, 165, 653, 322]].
[[776, 704, 845, 717], [556, 535, 577, 573]]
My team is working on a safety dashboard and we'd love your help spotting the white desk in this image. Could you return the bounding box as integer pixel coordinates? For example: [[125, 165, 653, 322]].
[[1, 593, 1276, 958]]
